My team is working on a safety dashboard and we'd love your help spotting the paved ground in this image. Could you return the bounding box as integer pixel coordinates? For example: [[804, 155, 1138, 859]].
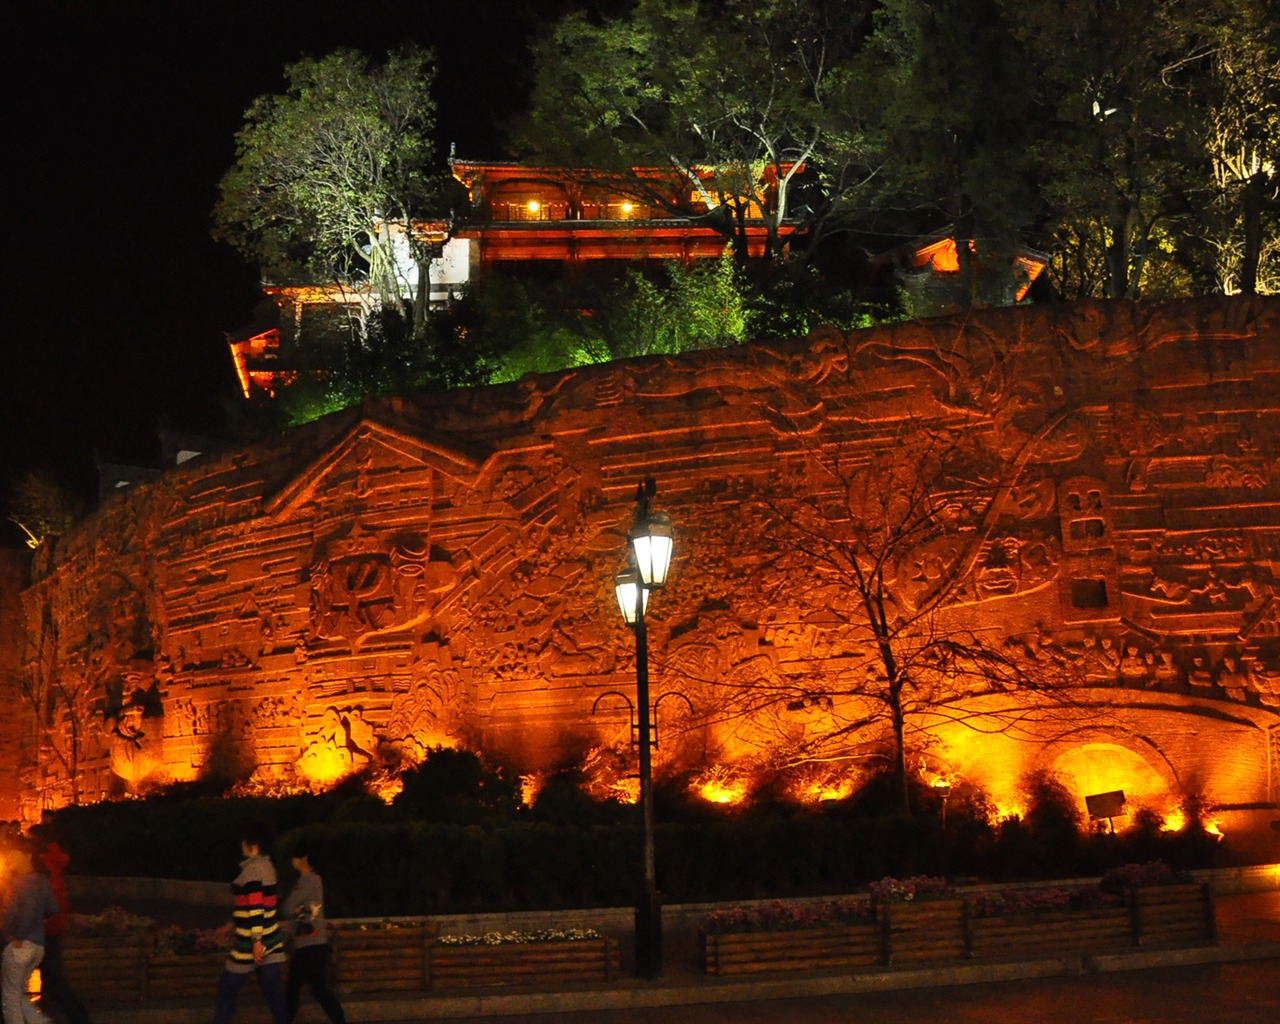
[[452, 960, 1280, 1024]]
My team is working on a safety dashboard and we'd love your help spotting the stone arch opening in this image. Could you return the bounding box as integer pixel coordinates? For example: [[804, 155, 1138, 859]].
[[1042, 731, 1182, 825]]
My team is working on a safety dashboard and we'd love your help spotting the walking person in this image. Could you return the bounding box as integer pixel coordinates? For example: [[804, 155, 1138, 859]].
[[213, 821, 288, 1024], [32, 828, 92, 1024], [1, 837, 58, 1024], [282, 843, 346, 1024]]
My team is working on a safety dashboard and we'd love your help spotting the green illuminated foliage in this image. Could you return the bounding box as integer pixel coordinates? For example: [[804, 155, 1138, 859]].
[[7, 470, 82, 548], [214, 47, 448, 338], [521, 0, 880, 267]]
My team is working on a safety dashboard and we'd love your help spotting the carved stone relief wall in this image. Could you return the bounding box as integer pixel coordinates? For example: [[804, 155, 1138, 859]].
[[5, 297, 1280, 840]]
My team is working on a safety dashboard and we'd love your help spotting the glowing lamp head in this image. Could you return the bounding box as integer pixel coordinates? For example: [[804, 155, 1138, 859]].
[[629, 515, 673, 588], [614, 570, 648, 625], [527, 200, 540, 214], [621, 202, 633, 215]]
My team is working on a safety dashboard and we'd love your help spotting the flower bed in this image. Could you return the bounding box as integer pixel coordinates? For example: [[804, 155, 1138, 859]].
[[880, 897, 966, 964], [143, 922, 231, 1000], [966, 887, 1130, 958], [869, 876, 965, 965], [699, 899, 879, 975], [62, 907, 154, 1002], [1102, 862, 1217, 947], [427, 929, 619, 988], [700, 924, 882, 975], [1132, 882, 1216, 946], [697, 880, 970, 973], [332, 920, 435, 994], [61, 933, 152, 1003], [145, 952, 226, 1000]]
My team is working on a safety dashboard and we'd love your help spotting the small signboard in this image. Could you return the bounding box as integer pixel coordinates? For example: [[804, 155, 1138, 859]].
[[1085, 790, 1126, 820]]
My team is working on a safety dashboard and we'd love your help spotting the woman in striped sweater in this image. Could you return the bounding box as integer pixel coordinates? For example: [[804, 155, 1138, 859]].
[[213, 821, 288, 1024]]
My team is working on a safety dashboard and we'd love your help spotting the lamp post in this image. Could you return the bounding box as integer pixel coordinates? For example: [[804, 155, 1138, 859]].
[[933, 783, 952, 830], [613, 478, 673, 980]]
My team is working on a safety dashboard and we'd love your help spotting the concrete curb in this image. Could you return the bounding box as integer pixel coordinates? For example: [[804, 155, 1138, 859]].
[[1085, 940, 1280, 972], [88, 940, 1280, 1022]]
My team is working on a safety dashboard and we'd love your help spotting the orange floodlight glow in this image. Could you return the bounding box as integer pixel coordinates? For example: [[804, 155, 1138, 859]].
[[993, 799, 1027, 822], [298, 746, 351, 788], [521, 772, 545, 807], [613, 778, 640, 804], [693, 766, 749, 806], [370, 775, 404, 805]]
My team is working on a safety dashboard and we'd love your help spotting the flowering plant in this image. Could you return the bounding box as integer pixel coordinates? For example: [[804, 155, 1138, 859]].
[[437, 927, 603, 946], [967, 886, 1122, 919], [331, 918, 428, 932], [1100, 861, 1193, 894], [66, 906, 154, 937], [701, 897, 873, 935], [868, 875, 954, 905], [153, 922, 232, 956]]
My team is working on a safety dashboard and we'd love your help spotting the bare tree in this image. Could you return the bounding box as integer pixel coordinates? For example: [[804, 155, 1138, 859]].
[[13, 612, 97, 806], [702, 416, 1083, 815]]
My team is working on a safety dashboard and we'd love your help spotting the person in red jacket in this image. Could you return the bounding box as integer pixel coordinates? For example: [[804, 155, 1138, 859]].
[[33, 828, 92, 1024]]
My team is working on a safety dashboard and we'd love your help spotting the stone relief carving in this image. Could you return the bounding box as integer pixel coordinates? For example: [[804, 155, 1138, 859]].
[[386, 653, 468, 760], [309, 524, 457, 646], [298, 705, 381, 777], [10, 297, 1280, 814]]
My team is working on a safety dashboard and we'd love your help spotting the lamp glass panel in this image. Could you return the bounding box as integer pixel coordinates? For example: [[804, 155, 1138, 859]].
[[614, 574, 648, 625], [630, 521, 674, 587]]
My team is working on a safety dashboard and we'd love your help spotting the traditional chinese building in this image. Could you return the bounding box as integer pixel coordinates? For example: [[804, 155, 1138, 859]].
[[230, 158, 804, 398], [9, 298, 1280, 856]]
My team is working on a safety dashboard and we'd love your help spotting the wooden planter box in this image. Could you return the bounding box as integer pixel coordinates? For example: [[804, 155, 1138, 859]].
[[881, 899, 966, 964], [145, 952, 225, 1000], [699, 924, 882, 976], [426, 938, 619, 989], [333, 924, 433, 994], [967, 906, 1132, 959], [1133, 883, 1216, 947], [62, 934, 150, 1002]]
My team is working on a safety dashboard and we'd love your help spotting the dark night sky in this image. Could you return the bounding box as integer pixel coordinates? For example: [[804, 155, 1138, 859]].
[[2, 0, 585, 509]]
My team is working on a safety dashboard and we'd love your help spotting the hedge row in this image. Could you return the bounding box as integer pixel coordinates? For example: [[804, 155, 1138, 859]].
[[50, 798, 1222, 916]]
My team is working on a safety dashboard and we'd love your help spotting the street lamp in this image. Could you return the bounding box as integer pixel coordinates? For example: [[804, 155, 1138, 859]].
[[612, 478, 674, 980]]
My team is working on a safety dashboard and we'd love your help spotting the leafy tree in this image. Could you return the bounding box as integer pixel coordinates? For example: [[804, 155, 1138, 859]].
[[1002, 0, 1211, 299], [595, 253, 756, 359], [214, 47, 448, 343], [7, 470, 82, 548], [862, 0, 1043, 306], [457, 276, 599, 384], [477, 255, 759, 380], [520, 0, 879, 267], [1192, 0, 1280, 295]]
